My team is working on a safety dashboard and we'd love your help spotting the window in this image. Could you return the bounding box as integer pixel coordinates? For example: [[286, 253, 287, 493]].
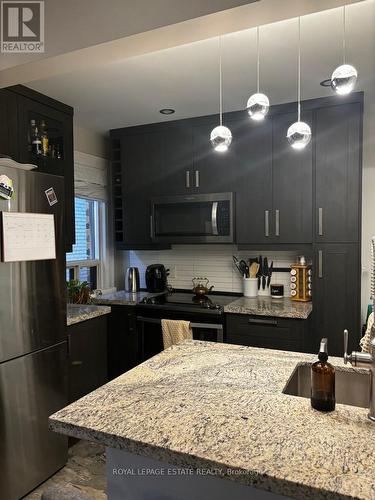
[[66, 197, 102, 290]]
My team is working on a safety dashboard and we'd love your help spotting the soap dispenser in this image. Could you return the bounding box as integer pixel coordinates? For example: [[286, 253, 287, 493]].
[[311, 338, 336, 412]]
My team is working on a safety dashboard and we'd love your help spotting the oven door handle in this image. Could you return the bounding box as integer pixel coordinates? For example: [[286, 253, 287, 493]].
[[211, 202, 219, 236], [136, 317, 224, 342]]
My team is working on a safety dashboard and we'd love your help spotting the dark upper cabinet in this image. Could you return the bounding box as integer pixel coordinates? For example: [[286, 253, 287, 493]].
[[235, 117, 273, 245], [0, 89, 18, 159], [119, 130, 163, 246], [271, 110, 313, 243], [236, 110, 313, 245], [162, 123, 193, 195], [5, 86, 75, 251], [315, 102, 362, 243], [312, 243, 360, 356], [192, 116, 237, 194]]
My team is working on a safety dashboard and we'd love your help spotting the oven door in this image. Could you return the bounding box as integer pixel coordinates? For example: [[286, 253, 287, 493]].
[[151, 193, 234, 244], [136, 316, 224, 362]]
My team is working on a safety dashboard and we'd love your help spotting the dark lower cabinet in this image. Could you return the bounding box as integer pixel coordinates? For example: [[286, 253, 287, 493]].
[[68, 316, 108, 403], [312, 243, 361, 356], [225, 314, 310, 353], [107, 305, 139, 380]]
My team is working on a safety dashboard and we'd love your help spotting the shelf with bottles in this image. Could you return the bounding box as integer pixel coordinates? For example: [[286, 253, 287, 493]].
[[28, 116, 64, 166]]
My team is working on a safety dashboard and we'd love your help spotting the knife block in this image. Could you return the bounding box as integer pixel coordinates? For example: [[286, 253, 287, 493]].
[[290, 264, 312, 302]]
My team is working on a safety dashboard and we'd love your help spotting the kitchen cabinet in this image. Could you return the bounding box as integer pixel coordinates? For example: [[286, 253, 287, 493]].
[[312, 243, 360, 356], [236, 110, 313, 245], [271, 110, 313, 243], [4, 85, 75, 251], [235, 117, 273, 245], [0, 89, 18, 159], [225, 314, 310, 352], [191, 116, 237, 194], [68, 316, 108, 403], [314, 101, 362, 243], [110, 93, 362, 250], [106, 305, 139, 379]]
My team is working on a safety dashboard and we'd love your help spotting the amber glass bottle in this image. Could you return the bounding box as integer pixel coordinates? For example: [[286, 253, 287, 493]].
[[311, 338, 336, 412]]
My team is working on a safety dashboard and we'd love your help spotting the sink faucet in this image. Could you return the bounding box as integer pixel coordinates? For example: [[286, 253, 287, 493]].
[[344, 329, 375, 422]]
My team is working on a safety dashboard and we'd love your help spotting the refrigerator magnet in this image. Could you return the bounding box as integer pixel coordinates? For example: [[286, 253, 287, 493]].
[[0, 175, 14, 200], [45, 187, 58, 206]]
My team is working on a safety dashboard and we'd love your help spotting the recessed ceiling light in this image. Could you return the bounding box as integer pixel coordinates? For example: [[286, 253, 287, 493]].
[[320, 78, 332, 87], [159, 108, 175, 115]]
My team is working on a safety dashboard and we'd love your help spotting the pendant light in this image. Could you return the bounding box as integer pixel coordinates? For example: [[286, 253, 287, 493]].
[[246, 26, 269, 121], [210, 37, 232, 153], [331, 6, 358, 95], [287, 17, 311, 150]]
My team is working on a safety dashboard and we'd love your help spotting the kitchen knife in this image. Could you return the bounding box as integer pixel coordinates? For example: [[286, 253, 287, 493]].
[[262, 257, 268, 290], [257, 256, 263, 290], [267, 261, 274, 288]]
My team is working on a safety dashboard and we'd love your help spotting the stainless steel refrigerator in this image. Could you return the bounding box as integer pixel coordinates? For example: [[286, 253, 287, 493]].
[[0, 165, 68, 499]]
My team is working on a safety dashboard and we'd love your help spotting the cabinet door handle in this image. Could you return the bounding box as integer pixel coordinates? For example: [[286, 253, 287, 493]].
[[248, 318, 278, 326], [71, 360, 83, 366], [195, 170, 200, 188], [150, 215, 154, 238], [318, 250, 323, 278], [275, 209, 280, 236], [318, 208, 323, 236], [265, 210, 269, 237], [186, 171, 190, 188]]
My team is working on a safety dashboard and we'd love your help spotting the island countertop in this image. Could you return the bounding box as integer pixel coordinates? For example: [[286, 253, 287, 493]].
[[49, 341, 375, 499]]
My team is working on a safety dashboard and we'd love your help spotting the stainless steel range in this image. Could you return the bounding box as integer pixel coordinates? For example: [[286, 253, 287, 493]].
[[136, 292, 237, 360]]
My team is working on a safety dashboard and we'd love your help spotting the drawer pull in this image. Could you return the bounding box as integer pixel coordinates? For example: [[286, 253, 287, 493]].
[[248, 318, 278, 326], [71, 360, 83, 366]]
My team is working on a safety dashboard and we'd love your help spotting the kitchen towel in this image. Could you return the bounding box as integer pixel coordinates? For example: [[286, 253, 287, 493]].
[[161, 319, 192, 349]]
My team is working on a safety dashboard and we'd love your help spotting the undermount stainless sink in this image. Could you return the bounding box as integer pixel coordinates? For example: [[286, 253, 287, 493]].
[[283, 363, 370, 409]]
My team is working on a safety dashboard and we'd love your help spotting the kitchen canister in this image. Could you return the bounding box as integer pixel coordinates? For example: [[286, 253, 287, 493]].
[[243, 277, 258, 298]]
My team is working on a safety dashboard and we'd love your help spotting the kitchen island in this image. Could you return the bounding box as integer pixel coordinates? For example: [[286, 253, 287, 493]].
[[49, 341, 375, 499]]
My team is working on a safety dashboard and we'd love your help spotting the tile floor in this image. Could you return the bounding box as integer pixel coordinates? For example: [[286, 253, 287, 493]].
[[24, 441, 106, 499]]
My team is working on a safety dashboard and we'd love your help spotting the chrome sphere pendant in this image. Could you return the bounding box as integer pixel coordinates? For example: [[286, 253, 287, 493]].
[[246, 93, 270, 121], [210, 125, 232, 152], [331, 64, 358, 95], [287, 121, 312, 150]]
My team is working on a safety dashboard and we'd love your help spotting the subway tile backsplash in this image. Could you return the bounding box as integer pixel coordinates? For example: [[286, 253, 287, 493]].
[[128, 245, 298, 296]]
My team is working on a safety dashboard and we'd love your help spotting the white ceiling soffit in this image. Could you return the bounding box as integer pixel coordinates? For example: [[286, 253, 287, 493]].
[[0, 0, 364, 88], [23, 0, 375, 132]]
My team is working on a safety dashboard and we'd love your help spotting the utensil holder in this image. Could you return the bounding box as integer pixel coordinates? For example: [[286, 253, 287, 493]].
[[243, 278, 258, 298]]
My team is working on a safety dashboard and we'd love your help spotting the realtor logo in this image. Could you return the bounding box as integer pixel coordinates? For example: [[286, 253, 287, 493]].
[[1, 1, 44, 53]]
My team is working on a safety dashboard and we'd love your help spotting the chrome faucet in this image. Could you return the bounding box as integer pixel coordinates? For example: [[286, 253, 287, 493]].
[[344, 329, 375, 422]]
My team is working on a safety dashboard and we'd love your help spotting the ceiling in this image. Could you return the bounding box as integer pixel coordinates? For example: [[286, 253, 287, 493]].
[[28, 0, 375, 134]]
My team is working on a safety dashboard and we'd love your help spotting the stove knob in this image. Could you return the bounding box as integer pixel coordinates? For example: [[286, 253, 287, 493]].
[[150, 298, 156, 304], [215, 305, 222, 310]]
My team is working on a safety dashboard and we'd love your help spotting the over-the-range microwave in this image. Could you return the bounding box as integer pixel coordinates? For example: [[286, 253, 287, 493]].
[[150, 192, 234, 244]]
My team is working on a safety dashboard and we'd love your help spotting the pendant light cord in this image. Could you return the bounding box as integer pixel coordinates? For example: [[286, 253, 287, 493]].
[[343, 5, 346, 65], [257, 27, 260, 93], [297, 17, 301, 122], [219, 36, 223, 126]]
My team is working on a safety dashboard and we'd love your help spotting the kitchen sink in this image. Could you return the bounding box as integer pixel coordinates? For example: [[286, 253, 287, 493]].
[[283, 363, 370, 409]]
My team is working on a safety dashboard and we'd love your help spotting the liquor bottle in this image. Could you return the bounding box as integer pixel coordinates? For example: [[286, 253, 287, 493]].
[[29, 119, 36, 151], [40, 120, 49, 156], [31, 124, 42, 155], [311, 338, 336, 412]]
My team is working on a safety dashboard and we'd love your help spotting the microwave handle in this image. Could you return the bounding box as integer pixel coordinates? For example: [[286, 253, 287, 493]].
[[211, 202, 219, 236]]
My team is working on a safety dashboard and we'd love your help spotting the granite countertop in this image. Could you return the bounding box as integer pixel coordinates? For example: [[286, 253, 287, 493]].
[[49, 341, 375, 499], [67, 304, 111, 326], [92, 290, 158, 306], [225, 296, 312, 319]]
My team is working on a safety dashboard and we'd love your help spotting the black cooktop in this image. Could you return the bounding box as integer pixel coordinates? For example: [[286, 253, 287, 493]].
[[138, 292, 236, 314]]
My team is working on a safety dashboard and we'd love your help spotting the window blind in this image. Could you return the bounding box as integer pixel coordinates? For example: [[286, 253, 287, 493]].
[[74, 151, 108, 201]]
